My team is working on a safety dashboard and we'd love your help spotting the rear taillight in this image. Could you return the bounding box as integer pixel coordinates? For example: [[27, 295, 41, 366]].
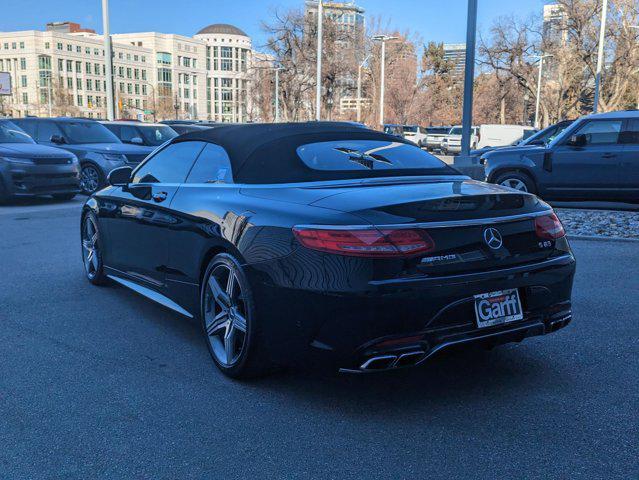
[[292, 227, 435, 258], [534, 213, 565, 239]]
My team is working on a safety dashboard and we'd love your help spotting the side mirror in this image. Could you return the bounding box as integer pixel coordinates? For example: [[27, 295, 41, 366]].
[[107, 166, 133, 187], [567, 133, 587, 147], [50, 134, 65, 144], [129, 137, 143, 145]]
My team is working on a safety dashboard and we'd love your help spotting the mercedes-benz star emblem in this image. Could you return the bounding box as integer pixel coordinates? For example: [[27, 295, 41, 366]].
[[483, 227, 503, 250]]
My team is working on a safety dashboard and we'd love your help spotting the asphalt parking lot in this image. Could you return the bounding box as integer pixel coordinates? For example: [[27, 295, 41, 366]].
[[1, 199, 638, 479]]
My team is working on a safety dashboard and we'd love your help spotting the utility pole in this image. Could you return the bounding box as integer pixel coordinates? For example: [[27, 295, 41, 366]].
[[315, 0, 323, 121], [274, 67, 283, 123], [460, 0, 478, 157], [373, 35, 397, 127], [356, 54, 370, 123], [534, 54, 552, 129], [102, 0, 115, 120], [593, 0, 608, 113]]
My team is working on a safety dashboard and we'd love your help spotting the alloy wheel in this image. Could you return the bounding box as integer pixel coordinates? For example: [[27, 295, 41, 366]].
[[203, 264, 248, 367], [80, 165, 100, 194], [500, 178, 528, 192], [82, 215, 100, 279]]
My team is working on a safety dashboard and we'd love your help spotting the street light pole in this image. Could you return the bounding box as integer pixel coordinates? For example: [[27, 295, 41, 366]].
[[460, 0, 478, 157], [101, 0, 115, 120], [274, 67, 283, 123], [356, 54, 370, 123], [373, 35, 397, 127], [534, 54, 553, 129], [315, 0, 323, 121], [593, 0, 608, 113]]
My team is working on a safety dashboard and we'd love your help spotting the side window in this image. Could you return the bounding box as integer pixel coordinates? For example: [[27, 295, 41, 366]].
[[620, 119, 639, 144], [36, 121, 63, 142], [186, 143, 233, 184], [105, 124, 120, 138], [574, 120, 622, 145], [132, 141, 205, 184], [120, 125, 138, 142]]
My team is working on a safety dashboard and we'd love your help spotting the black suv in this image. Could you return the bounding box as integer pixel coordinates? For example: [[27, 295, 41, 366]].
[[13, 117, 154, 195], [483, 111, 639, 202], [0, 119, 79, 202]]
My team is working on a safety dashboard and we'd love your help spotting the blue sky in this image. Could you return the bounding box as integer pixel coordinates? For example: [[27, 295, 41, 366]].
[[2, 0, 547, 51]]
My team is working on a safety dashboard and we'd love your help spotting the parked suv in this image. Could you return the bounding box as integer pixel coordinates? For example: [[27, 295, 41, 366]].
[[483, 111, 639, 202], [13, 117, 154, 195], [400, 125, 428, 146], [101, 121, 178, 147], [440, 125, 479, 154], [423, 126, 451, 152], [0, 119, 79, 203]]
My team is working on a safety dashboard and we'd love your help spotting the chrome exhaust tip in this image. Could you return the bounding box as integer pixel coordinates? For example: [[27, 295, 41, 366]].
[[394, 350, 426, 368], [359, 354, 397, 370]]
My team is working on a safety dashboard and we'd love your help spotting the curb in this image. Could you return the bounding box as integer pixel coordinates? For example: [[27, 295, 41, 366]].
[[567, 234, 639, 243]]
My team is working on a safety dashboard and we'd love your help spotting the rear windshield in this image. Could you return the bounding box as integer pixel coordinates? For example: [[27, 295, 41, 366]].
[[449, 127, 462, 135], [58, 121, 121, 144], [0, 121, 34, 144], [297, 140, 450, 173]]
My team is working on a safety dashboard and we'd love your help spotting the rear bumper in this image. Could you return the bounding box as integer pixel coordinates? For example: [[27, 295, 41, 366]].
[[0, 163, 80, 196], [249, 253, 576, 370]]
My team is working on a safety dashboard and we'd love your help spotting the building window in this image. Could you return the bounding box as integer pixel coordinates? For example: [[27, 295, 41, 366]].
[[22, 92, 28, 104], [221, 47, 232, 71], [75, 61, 81, 73], [134, 84, 139, 94], [134, 68, 139, 79], [67, 44, 72, 51], [76, 78, 82, 90], [21, 75, 27, 87], [67, 77, 73, 89], [66, 60, 73, 72], [156, 52, 172, 65], [58, 59, 63, 71], [77, 94, 83, 106], [20, 58, 27, 70], [142, 84, 147, 95], [126, 67, 132, 79], [38, 55, 51, 70], [141, 70, 147, 81], [127, 83, 132, 94], [86, 79, 93, 90], [118, 66, 124, 77], [86, 47, 91, 55], [45, 42, 50, 49], [86, 63, 92, 74], [76, 46, 81, 53]]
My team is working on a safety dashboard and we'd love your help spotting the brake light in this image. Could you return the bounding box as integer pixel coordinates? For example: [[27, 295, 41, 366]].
[[534, 213, 565, 239], [292, 227, 435, 258]]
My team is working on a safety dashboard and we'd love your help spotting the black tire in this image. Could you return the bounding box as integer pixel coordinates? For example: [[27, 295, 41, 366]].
[[80, 163, 104, 195], [200, 253, 272, 379], [493, 171, 537, 194], [81, 211, 108, 285], [52, 193, 76, 201]]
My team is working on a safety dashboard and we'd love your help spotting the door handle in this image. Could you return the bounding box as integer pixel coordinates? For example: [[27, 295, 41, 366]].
[[152, 191, 168, 203]]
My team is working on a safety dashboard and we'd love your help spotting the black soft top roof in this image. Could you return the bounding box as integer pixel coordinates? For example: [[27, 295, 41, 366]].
[[178, 122, 456, 184]]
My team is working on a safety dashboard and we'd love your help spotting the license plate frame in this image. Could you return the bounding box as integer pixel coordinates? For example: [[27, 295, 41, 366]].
[[473, 288, 523, 328]]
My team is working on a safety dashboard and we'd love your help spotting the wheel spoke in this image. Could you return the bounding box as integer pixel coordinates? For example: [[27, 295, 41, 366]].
[[233, 312, 247, 333], [208, 275, 231, 309], [224, 324, 236, 364], [206, 311, 228, 336], [226, 271, 236, 298]]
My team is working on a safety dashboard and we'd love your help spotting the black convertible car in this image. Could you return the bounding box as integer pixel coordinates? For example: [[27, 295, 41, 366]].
[[81, 122, 575, 378]]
